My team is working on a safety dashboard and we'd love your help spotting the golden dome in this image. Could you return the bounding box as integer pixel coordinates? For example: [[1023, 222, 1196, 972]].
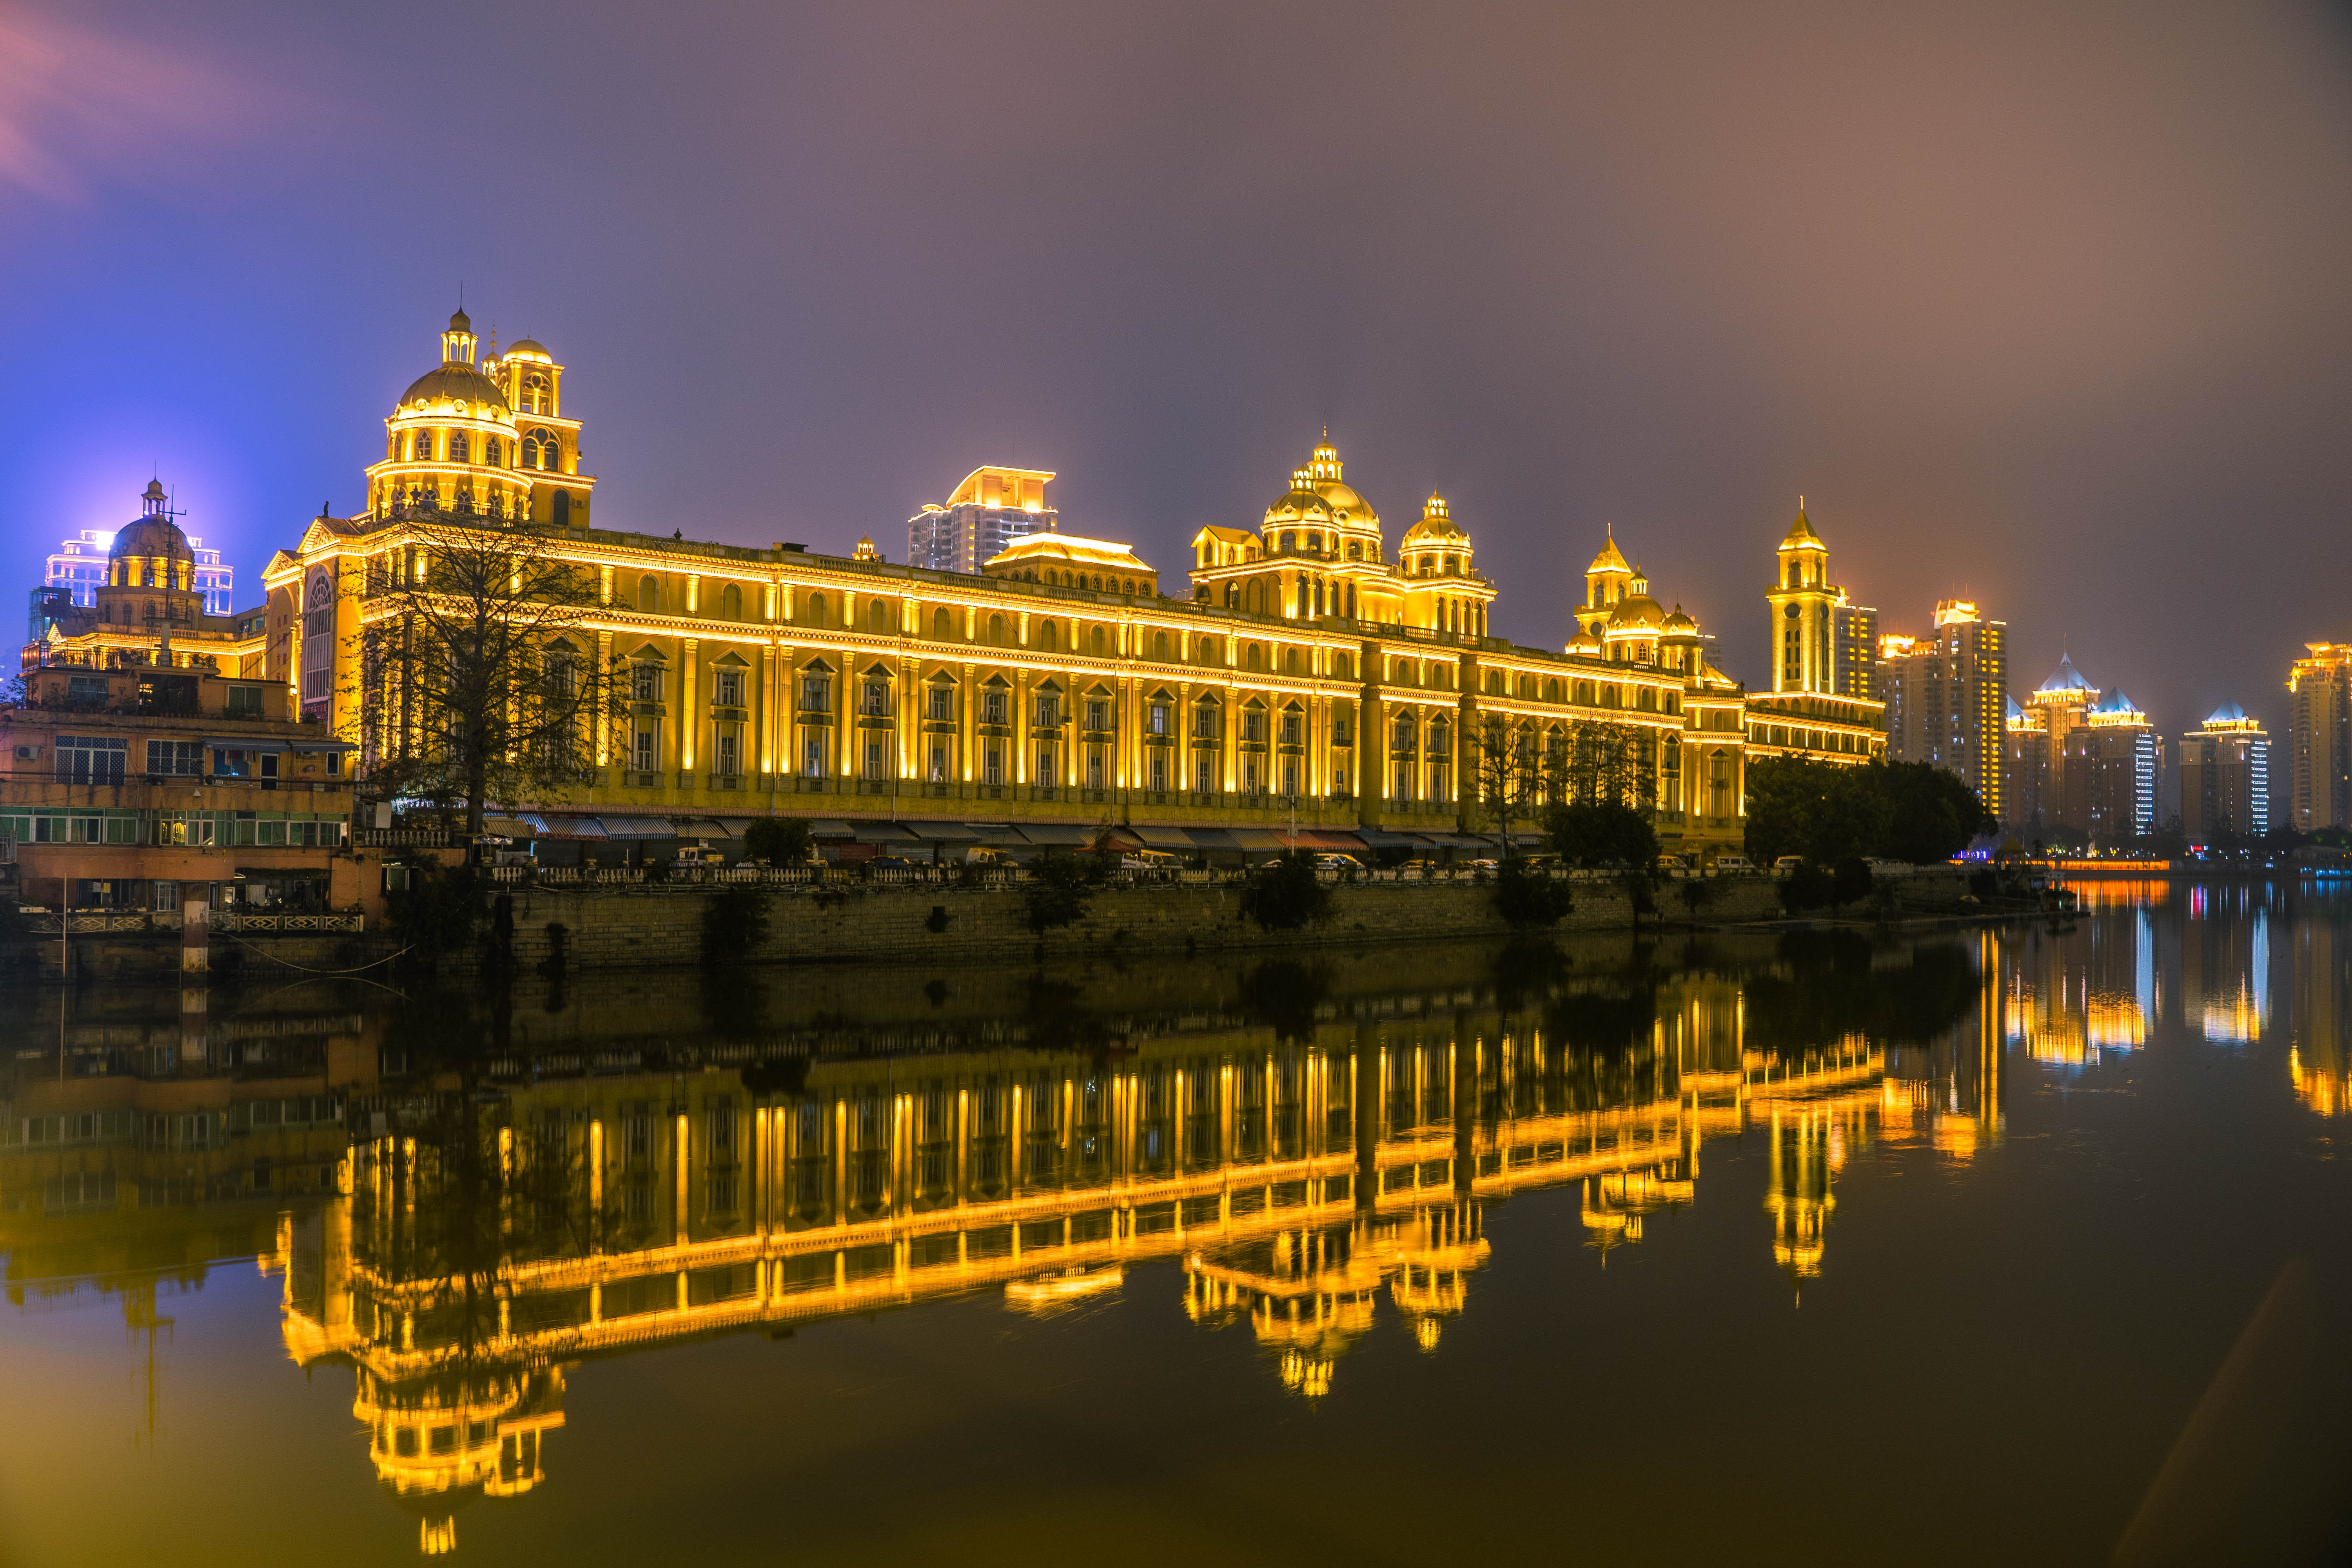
[[398, 363, 510, 414], [1402, 494, 1466, 543], [1663, 604, 1697, 633], [505, 337, 552, 360], [1607, 594, 1665, 630]]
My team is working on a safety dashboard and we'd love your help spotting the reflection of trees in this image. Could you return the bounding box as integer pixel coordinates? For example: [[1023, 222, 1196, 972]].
[[1236, 959, 1330, 1045], [1741, 931, 1979, 1049]]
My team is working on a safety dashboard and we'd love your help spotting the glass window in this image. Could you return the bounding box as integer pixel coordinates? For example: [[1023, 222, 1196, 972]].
[[145, 740, 202, 776], [54, 735, 126, 785], [714, 669, 744, 707]]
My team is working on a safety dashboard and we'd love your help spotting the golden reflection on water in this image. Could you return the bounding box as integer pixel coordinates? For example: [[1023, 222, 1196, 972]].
[[4, 890, 2345, 1554]]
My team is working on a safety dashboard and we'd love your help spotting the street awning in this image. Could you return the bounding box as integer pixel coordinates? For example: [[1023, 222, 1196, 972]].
[[1187, 828, 1242, 850], [853, 821, 922, 844], [808, 819, 858, 838], [524, 814, 607, 839], [1132, 825, 1197, 849], [672, 819, 732, 838], [204, 735, 286, 751], [1356, 829, 1418, 848], [1228, 828, 1288, 851], [713, 817, 758, 835], [1017, 824, 1094, 847], [596, 817, 675, 838], [965, 823, 1027, 847], [481, 816, 537, 838], [1288, 829, 1367, 851], [902, 821, 981, 843]]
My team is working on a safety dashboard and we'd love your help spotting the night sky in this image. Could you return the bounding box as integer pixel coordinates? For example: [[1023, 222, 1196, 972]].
[[7, 2, 2352, 755]]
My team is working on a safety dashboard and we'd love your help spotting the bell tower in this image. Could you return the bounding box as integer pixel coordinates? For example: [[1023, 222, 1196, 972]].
[[1766, 503, 1836, 695]]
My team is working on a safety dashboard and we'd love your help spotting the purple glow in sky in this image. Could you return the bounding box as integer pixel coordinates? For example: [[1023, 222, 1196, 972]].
[[5, 1, 2352, 746]]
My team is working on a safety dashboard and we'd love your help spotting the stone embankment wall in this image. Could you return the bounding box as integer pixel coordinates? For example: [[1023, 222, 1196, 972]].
[[478, 868, 1977, 973], [11, 869, 1981, 980]]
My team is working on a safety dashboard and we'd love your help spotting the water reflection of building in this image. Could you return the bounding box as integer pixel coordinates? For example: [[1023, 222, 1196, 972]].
[[262, 978, 1950, 1551], [2288, 915, 2350, 1115], [6, 939, 2002, 1556], [2006, 909, 2160, 1065], [2181, 884, 2270, 1045]]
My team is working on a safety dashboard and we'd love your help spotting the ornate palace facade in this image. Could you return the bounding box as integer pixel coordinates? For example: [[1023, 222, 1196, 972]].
[[256, 313, 1886, 853]]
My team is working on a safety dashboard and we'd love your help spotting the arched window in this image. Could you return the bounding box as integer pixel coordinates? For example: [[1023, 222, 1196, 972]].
[[869, 601, 890, 634], [720, 583, 743, 619], [933, 607, 952, 640], [1334, 652, 1352, 681], [1090, 625, 1106, 656], [448, 431, 469, 464], [1246, 581, 1263, 615], [637, 575, 658, 612], [1281, 532, 1296, 554], [1153, 630, 1169, 661], [1123, 579, 1136, 595], [1038, 620, 1058, 653], [1347, 540, 1362, 561], [552, 492, 572, 527], [1246, 644, 1263, 672], [806, 593, 826, 629], [987, 613, 1005, 646], [523, 373, 550, 415], [485, 437, 502, 467], [410, 431, 432, 462]]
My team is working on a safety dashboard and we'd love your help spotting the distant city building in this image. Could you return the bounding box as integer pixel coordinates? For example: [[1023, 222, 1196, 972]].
[[2180, 702, 2270, 840], [907, 465, 1056, 575], [49, 525, 232, 615], [2063, 688, 2160, 844], [2286, 643, 2352, 831], [1875, 599, 2007, 821], [1830, 600, 1878, 699], [2006, 655, 2156, 841]]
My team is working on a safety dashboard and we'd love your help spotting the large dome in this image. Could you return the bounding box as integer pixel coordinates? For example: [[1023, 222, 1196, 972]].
[[110, 514, 190, 562], [397, 362, 511, 414], [1314, 480, 1376, 523], [1264, 486, 1333, 522]]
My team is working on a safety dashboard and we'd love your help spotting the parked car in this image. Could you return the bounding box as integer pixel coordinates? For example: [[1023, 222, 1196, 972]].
[[1119, 849, 1180, 874], [1395, 857, 1441, 877], [1771, 855, 1806, 877], [864, 854, 921, 873], [1711, 854, 1757, 874], [1312, 853, 1363, 871], [1459, 858, 1500, 873]]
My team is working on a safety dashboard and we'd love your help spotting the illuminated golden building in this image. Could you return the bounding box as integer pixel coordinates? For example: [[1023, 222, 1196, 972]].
[[1744, 507, 1888, 766], [2179, 701, 2270, 840], [243, 316, 1915, 853], [2288, 914, 2350, 1115], [2285, 642, 2352, 832]]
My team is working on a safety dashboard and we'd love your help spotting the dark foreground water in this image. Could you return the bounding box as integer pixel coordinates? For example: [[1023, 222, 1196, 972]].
[[4, 882, 2351, 1566]]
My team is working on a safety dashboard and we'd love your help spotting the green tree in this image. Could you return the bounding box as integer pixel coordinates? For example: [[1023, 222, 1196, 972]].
[[1746, 756, 1984, 866], [1492, 858, 1575, 928], [1472, 715, 1549, 855], [744, 816, 815, 865], [1242, 851, 1333, 931], [1559, 719, 1657, 809], [1543, 800, 1659, 869], [699, 884, 773, 968]]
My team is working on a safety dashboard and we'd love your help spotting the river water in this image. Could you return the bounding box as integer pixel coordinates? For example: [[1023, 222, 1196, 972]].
[[3, 883, 2350, 1566]]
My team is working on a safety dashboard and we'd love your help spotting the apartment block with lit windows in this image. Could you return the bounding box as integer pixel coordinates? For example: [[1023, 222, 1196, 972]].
[[2287, 643, 2352, 831], [2180, 702, 2270, 840], [1875, 599, 2007, 821]]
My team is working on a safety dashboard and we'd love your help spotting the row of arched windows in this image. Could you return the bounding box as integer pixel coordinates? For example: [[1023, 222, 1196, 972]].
[[1014, 566, 1145, 595], [392, 428, 561, 470]]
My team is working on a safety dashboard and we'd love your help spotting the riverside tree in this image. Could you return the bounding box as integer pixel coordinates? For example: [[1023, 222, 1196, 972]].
[[1744, 756, 1990, 867], [353, 506, 624, 838]]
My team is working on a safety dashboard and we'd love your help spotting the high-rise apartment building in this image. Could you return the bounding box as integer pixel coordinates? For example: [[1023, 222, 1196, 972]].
[[48, 526, 232, 615], [907, 465, 1057, 575], [2287, 643, 2352, 831], [1875, 599, 2007, 821], [2180, 702, 2270, 840], [2062, 688, 2159, 844], [1830, 600, 1878, 699]]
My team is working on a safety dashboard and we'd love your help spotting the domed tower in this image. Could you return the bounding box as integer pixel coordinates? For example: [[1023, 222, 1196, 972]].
[[1600, 563, 1668, 665], [1187, 432, 1399, 622], [97, 480, 207, 637], [1766, 503, 1837, 694], [484, 333, 596, 526], [1575, 533, 1635, 642], [365, 312, 597, 527], [1397, 494, 1492, 638]]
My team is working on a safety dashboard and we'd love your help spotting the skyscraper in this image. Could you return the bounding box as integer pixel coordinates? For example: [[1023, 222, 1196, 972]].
[[2286, 643, 2352, 831], [1875, 599, 2007, 820], [2180, 702, 2270, 840], [907, 465, 1057, 575]]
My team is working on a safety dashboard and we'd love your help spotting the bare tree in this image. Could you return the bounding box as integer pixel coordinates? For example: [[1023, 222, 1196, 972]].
[[1559, 719, 1658, 813], [352, 506, 620, 837], [1472, 714, 1550, 857]]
